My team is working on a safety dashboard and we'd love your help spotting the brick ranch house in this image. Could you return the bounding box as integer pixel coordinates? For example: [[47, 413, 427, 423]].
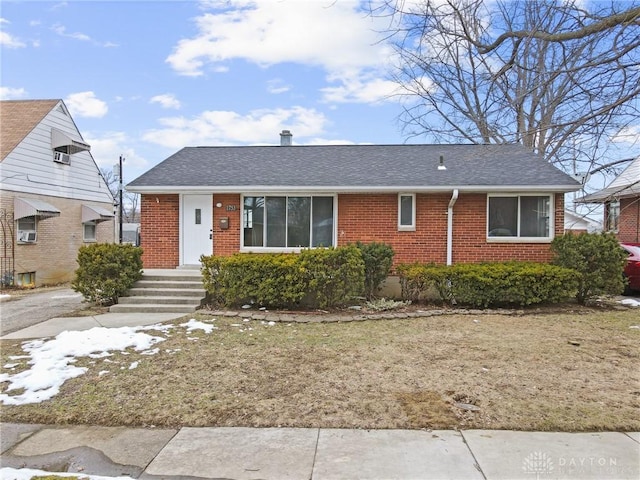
[[127, 133, 580, 274], [0, 100, 114, 286], [577, 156, 640, 245]]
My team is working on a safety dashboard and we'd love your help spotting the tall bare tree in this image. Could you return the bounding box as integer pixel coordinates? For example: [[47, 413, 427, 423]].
[[100, 168, 140, 223], [377, 0, 640, 175]]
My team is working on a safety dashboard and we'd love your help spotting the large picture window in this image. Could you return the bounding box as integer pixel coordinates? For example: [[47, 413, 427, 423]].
[[487, 194, 552, 240], [243, 195, 334, 250]]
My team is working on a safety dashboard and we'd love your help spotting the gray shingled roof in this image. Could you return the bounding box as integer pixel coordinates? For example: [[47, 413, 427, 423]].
[[127, 144, 580, 193]]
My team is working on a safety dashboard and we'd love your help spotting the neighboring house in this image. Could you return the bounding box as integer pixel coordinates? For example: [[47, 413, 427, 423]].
[[127, 132, 580, 270], [564, 210, 599, 234], [0, 99, 115, 286], [577, 156, 640, 244]]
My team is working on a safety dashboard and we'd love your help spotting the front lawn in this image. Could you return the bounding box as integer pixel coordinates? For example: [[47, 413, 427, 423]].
[[1, 307, 638, 431]]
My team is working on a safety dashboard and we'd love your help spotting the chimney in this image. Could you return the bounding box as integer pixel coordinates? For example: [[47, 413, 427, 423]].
[[280, 129, 292, 146]]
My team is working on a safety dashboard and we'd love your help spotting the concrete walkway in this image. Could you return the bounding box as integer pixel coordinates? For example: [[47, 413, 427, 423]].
[[1, 423, 638, 479]]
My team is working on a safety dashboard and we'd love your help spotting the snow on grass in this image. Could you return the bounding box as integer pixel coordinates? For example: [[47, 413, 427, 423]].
[[620, 298, 640, 307], [0, 319, 215, 406], [0, 293, 11, 300], [0, 467, 132, 479], [181, 318, 217, 333]]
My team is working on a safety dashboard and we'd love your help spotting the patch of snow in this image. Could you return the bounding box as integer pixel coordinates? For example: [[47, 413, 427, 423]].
[[242, 304, 252, 309], [620, 298, 640, 307], [129, 361, 139, 370], [180, 319, 216, 333], [0, 326, 166, 406], [141, 348, 160, 355], [3, 363, 20, 369], [0, 294, 11, 300], [0, 466, 132, 479], [630, 325, 640, 329], [267, 321, 276, 326], [50, 294, 82, 299], [98, 370, 110, 376]]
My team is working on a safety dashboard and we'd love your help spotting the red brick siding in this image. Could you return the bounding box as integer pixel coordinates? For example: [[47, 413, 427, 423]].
[[339, 193, 563, 266], [618, 197, 640, 244], [140, 194, 179, 268], [212, 194, 241, 257], [140, 192, 565, 268]]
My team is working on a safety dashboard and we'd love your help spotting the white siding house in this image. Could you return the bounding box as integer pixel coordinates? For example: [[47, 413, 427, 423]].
[[0, 99, 115, 286]]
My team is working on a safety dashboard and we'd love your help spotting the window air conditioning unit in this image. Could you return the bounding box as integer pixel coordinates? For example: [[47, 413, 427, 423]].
[[53, 151, 71, 165], [18, 231, 37, 243]]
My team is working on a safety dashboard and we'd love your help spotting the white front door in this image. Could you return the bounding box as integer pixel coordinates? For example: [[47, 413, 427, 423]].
[[181, 194, 212, 265]]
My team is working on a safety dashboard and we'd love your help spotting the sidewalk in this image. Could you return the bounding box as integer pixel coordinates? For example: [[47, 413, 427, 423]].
[[1, 423, 638, 479]]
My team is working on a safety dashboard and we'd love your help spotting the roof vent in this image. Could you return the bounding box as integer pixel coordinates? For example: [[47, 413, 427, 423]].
[[280, 130, 292, 146], [438, 155, 447, 171]]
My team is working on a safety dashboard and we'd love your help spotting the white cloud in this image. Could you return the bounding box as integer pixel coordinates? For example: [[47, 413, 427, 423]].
[[267, 78, 291, 95], [0, 21, 27, 48], [84, 131, 149, 172], [51, 23, 117, 47], [65, 91, 109, 118], [142, 106, 328, 148], [52, 23, 91, 42], [611, 125, 640, 145], [166, 1, 395, 105], [0, 87, 27, 100], [150, 93, 182, 110]]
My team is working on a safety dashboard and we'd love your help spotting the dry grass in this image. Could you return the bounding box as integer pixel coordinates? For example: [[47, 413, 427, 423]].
[[1, 307, 639, 431]]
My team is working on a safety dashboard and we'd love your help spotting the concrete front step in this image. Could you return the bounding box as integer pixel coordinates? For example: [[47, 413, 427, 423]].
[[133, 280, 204, 289], [117, 295, 204, 305], [126, 287, 206, 297], [109, 303, 199, 313], [109, 269, 207, 314]]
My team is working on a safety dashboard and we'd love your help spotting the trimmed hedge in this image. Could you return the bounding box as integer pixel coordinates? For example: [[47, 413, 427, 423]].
[[551, 232, 628, 304], [72, 243, 143, 305], [201, 245, 365, 309], [354, 241, 395, 300], [397, 261, 578, 307]]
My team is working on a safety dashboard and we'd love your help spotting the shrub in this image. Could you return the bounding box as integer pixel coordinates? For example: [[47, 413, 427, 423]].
[[354, 241, 395, 299], [201, 253, 306, 308], [201, 246, 365, 309], [299, 246, 365, 308], [397, 261, 578, 307], [551, 232, 628, 304], [72, 243, 143, 305]]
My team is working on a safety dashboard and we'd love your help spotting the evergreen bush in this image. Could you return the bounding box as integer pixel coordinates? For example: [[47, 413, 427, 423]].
[[551, 232, 627, 304], [354, 241, 395, 299], [72, 243, 143, 305]]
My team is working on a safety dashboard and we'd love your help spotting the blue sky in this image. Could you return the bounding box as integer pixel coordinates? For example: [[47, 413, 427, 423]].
[[1, 0, 407, 184]]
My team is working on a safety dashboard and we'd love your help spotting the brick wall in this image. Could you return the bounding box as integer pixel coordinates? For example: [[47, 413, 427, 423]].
[[212, 194, 241, 257], [0, 192, 115, 286], [139, 192, 565, 269], [338, 193, 563, 265], [618, 196, 640, 244], [140, 194, 179, 268]]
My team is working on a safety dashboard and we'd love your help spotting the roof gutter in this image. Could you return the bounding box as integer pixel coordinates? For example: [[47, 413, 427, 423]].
[[126, 184, 581, 195], [447, 189, 459, 266]]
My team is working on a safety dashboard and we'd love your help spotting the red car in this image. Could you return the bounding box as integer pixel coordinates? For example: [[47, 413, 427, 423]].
[[621, 243, 640, 294]]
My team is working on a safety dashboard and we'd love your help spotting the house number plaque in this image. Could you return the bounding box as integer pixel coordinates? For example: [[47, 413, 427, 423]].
[[226, 205, 238, 211]]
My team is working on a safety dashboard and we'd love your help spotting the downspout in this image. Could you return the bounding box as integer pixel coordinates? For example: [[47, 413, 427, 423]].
[[447, 189, 459, 266]]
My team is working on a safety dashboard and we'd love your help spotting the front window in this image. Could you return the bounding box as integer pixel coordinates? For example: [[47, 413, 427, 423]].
[[243, 195, 334, 250], [488, 195, 552, 240], [83, 221, 97, 242], [606, 200, 620, 232]]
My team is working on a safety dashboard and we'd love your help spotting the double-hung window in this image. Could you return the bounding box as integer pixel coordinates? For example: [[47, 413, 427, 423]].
[[605, 200, 620, 232], [242, 195, 335, 250], [487, 194, 553, 241]]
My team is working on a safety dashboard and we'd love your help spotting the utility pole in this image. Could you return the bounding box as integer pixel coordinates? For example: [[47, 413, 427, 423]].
[[115, 155, 124, 243]]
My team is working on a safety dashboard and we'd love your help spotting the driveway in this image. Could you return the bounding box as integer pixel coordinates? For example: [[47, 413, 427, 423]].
[[0, 287, 85, 336]]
